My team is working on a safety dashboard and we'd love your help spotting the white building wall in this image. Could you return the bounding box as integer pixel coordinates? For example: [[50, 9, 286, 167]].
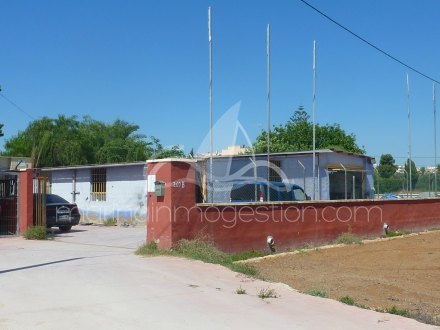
[[48, 164, 147, 224]]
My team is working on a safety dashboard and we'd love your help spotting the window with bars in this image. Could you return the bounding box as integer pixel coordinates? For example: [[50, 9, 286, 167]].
[[91, 168, 107, 201], [269, 160, 282, 182]]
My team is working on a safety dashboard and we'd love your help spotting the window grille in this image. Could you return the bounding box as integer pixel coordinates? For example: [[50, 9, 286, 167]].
[[269, 160, 282, 182], [91, 168, 106, 201]]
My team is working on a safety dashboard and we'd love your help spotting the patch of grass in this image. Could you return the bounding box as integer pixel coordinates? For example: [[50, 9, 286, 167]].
[[135, 241, 163, 256], [333, 227, 362, 245], [136, 237, 258, 276], [23, 226, 47, 240], [231, 249, 265, 261], [258, 287, 278, 299], [339, 296, 355, 305], [306, 289, 328, 298], [103, 217, 117, 226], [385, 306, 410, 317], [236, 286, 246, 294], [384, 230, 410, 238]]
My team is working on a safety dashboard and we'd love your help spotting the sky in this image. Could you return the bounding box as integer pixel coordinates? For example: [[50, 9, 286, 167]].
[[1, 0, 440, 166]]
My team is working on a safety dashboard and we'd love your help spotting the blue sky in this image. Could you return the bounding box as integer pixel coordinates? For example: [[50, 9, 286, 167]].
[[1, 0, 439, 166]]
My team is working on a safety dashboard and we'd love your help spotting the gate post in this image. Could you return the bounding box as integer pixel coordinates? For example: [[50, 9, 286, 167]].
[[146, 159, 198, 249], [19, 169, 34, 233]]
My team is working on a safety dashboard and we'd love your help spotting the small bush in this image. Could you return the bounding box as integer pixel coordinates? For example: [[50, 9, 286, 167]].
[[339, 296, 355, 305], [103, 218, 117, 226], [333, 227, 362, 245], [306, 289, 328, 298], [24, 226, 47, 240], [385, 230, 410, 238], [135, 241, 162, 255], [385, 306, 410, 317], [236, 286, 246, 294], [258, 287, 278, 299]]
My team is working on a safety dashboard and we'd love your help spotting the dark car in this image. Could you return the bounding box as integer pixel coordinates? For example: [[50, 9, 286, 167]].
[[34, 194, 80, 232], [230, 181, 309, 202]]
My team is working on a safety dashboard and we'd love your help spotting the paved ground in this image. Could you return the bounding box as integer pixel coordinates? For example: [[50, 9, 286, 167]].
[[250, 231, 440, 326], [0, 226, 437, 329]]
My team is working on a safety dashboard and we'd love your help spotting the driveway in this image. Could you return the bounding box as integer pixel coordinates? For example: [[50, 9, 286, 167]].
[[0, 226, 436, 329]]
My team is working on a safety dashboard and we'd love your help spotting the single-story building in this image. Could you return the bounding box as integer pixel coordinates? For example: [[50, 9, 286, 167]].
[[41, 162, 147, 224], [204, 149, 375, 202]]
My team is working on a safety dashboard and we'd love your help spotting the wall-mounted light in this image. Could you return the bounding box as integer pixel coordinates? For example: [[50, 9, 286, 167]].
[[267, 235, 275, 253], [383, 223, 390, 235]]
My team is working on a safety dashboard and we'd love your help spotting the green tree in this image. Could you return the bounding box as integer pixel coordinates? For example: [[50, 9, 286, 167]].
[[404, 159, 419, 190], [377, 154, 397, 178], [3, 115, 182, 167], [253, 108, 365, 154]]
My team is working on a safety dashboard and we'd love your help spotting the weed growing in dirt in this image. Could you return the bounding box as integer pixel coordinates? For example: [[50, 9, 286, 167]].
[[333, 227, 362, 245], [384, 230, 410, 238], [23, 226, 47, 240], [258, 287, 278, 299], [385, 306, 410, 317], [339, 296, 355, 305], [136, 238, 258, 276], [103, 218, 117, 226], [306, 289, 328, 298], [135, 241, 162, 255], [236, 286, 246, 294]]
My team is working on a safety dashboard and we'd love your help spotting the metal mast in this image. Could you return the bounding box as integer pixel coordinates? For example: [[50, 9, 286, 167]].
[[266, 24, 271, 201], [434, 82, 437, 195], [406, 73, 412, 195], [208, 7, 213, 202], [312, 41, 317, 200]]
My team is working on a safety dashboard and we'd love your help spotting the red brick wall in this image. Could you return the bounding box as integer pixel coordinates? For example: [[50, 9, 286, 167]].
[[19, 169, 34, 233], [146, 160, 440, 252], [147, 160, 197, 249]]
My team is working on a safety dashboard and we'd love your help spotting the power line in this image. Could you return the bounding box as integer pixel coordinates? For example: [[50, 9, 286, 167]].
[[0, 92, 35, 120], [298, 0, 440, 85]]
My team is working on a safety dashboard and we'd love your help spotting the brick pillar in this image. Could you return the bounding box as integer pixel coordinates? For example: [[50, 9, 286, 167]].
[[19, 169, 34, 233], [146, 159, 198, 249]]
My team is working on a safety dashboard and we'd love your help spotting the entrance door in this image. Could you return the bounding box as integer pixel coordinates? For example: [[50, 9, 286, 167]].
[[0, 174, 18, 235]]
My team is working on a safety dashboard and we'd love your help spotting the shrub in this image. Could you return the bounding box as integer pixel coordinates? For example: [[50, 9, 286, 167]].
[[24, 226, 47, 240], [103, 218, 117, 226], [333, 227, 362, 245], [236, 286, 246, 294], [306, 289, 328, 298], [258, 287, 278, 299], [339, 296, 355, 305]]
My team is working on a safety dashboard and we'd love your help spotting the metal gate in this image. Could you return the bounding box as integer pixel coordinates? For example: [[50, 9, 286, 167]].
[[0, 174, 18, 235], [33, 177, 47, 227]]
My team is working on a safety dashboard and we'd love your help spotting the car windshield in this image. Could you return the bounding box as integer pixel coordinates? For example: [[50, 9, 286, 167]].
[[46, 194, 69, 204]]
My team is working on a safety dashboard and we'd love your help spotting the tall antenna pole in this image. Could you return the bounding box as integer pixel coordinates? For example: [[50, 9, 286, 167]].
[[406, 73, 412, 195], [312, 40, 317, 200], [208, 7, 213, 202], [434, 82, 437, 196], [266, 24, 271, 201]]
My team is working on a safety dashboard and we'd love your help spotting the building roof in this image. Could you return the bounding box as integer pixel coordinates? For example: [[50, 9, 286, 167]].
[[40, 161, 147, 172], [200, 148, 375, 162]]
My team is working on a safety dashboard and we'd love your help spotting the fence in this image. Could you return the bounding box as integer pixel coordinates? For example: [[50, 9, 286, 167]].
[[33, 177, 47, 227], [0, 174, 18, 235]]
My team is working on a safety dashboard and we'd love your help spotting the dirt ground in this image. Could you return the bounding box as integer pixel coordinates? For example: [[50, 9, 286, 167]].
[[249, 231, 440, 325]]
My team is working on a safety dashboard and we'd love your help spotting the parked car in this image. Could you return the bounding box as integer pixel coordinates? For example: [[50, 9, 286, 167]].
[[381, 193, 402, 200], [230, 181, 309, 202], [34, 194, 80, 232]]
